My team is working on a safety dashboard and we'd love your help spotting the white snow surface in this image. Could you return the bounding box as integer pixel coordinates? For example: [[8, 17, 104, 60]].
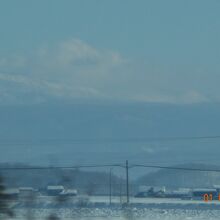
[[3, 197, 220, 219], [5, 208, 220, 220]]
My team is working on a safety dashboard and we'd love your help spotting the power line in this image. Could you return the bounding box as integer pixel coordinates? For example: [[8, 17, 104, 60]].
[[0, 135, 220, 145], [1, 163, 220, 173], [131, 164, 220, 173], [0, 164, 124, 171]]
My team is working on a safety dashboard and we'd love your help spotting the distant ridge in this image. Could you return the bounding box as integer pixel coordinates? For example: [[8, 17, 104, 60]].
[[137, 163, 220, 189]]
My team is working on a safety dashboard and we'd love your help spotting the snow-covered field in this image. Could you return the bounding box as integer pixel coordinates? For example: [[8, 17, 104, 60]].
[[4, 197, 220, 219], [6, 208, 220, 220]]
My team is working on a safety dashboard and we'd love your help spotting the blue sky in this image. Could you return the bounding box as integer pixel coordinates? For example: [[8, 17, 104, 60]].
[[0, 0, 220, 104]]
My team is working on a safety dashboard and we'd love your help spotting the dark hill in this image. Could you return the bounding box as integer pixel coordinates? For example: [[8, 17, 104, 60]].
[[137, 163, 220, 189]]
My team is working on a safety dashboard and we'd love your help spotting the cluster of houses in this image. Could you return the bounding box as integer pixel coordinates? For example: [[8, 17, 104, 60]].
[[2, 185, 78, 200], [135, 185, 220, 200], [4, 184, 220, 201]]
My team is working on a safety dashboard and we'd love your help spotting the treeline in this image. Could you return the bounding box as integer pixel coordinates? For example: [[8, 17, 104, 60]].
[[0, 163, 122, 194], [137, 163, 220, 189]]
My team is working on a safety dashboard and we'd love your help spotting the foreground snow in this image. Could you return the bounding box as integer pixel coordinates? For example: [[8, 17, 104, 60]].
[[3, 207, 220, 220], [3, 197, 220, 219]]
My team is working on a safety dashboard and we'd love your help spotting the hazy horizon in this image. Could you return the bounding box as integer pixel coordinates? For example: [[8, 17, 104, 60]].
[[0, 0, 220, 173]]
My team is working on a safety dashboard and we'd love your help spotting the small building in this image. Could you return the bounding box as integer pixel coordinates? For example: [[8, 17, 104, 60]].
[[2, 188, 19, 200], [192, 188, 217, 199], [165, 188, 191, 199], [47, 185, 64, 196], [60, 189, 77, 197], [213, 185, 220, 193], [19, 187, 35, 197], [135, 186, 166, 198]]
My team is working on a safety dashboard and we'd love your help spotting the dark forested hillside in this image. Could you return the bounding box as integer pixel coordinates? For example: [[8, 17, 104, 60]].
[[137, 164, 220, 189], [0, 163, 122, 195]]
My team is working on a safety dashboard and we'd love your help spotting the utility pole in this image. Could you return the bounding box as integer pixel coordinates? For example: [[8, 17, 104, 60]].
[[119, 175, 122, 204], [109, 168, 112, 205], [126, 160, 129, 204]]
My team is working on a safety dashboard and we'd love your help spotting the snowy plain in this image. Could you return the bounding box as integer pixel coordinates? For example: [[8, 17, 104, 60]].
[[4, 197, 220, 220], [6, 208, 220, 220]]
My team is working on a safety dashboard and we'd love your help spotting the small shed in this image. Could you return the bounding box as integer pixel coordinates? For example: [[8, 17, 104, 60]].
[[47, 185, 64, 196], [2, 188, 19, 199], [19, 187, 35, 197], [60, 189, 78, 197], [192, 188, 217, 198]]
